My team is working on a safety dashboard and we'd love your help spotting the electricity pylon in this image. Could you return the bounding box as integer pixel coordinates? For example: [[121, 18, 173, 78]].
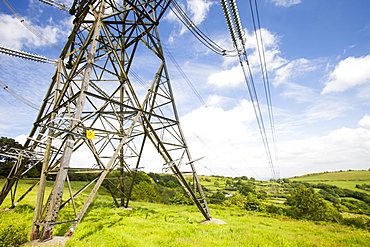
[[0, 0, 210, 241]]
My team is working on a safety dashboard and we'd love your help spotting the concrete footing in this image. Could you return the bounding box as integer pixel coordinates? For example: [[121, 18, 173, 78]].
[[22, 236, 69, 247], [200, 218, 227, 225]]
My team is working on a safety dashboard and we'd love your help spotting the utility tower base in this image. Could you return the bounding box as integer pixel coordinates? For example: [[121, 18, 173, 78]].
[[22, 236, 68, 247], [200, 218, 227, 225]]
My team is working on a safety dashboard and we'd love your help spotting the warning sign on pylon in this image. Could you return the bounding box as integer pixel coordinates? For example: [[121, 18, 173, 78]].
[[86, 130, 95, 139]]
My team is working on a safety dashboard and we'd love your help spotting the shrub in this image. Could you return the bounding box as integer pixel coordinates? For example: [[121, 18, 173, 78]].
[[209, 191, 226, 205], [169, 191, 193, 205], [265, 204, 285, 215], [244, 193, 265, 211], [286, 186, 342, 222], [131, 181, 160, 202], [342, 217, 369, 230], [222, 194, 246, 208], [0, 223, 28, 247], [222, 193, 264, 212]]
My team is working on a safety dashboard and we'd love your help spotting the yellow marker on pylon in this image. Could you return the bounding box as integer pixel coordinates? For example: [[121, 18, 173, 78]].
[[86, 130, 95, 139]]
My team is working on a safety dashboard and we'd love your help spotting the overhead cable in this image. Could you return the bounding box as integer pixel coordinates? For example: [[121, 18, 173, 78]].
[[168, 0, 238, 57], [221, 0, 278, 180], [0, 80, 40, 110], [194, 134, 241, 177], [248, 0, 280, 179], [163, 44, 207, 107], [1, 0, 62, 51]]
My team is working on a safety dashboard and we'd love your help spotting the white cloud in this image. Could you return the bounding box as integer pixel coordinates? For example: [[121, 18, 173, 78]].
[[304, 99, 351, 122], [179, 93, 370, 179], [207, 65, 243, 88], [271, 0, 302, 7], [15, 134, 28, 145], [187, 0, 213, 26], [0, 13, 65, 50], [359, 115, 370, 129], [274, 58, 315, 86], [276, 122, 370, 177], [209, 28, 286, 88], [243, 28, 286, 72], [322, 54, 370, 94]]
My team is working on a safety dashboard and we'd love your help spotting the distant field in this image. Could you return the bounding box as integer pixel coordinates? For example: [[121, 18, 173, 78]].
[[290, 170, 370, 194]]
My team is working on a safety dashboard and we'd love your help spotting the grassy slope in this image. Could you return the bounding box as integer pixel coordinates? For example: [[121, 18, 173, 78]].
[[0, 178, 370, 246], [290, 170, 370, 194]]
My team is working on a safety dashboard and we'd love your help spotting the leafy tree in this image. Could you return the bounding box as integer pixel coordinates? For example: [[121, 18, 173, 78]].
[[286, 186, 342, 222], [244, 193, 265, 211], [0, 137, 23, 161], [222, 194, 246, 208], [169, 190, 193, 205], [356, 184, 370, 192], [131, 181, 160, 202], [237, 183, 255, 196], [209, 191, 226, 204], [0, 137, 23, 177]]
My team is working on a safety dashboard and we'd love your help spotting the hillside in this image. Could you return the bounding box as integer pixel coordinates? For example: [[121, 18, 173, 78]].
[[290, 170, 370, 195]]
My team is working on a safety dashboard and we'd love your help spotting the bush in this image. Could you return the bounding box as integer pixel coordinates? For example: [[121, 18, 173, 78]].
[[209, 191, 226, 205], [0, 223, 28, 247], [222, 194, 246, 208], [342, 217, 369, 230], [222, 193, 264, 212], [286, 186, 342, 222], [266, 204, 285, 215], [131, 181, 160, 202], [169, 191, 193, 205], [244, 193, 265, 211]]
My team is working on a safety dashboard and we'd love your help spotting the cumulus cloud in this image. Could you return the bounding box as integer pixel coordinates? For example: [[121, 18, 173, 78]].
[[322, 54, 370, 94], [207, 65, 244, 88], [274, 58, 316, 86], [178, 94, 370, 179], [0, 13, 62, 49], [359, 115, 370, 129], [271, 0, 302, 7], [187, 0, 213, 26], [277, 122, 370, 177], [208, 28, 285, 88]]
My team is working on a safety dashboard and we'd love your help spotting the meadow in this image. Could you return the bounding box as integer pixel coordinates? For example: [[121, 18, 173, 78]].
[[1, 176, 370, 246], [290, 170, 370, 194]]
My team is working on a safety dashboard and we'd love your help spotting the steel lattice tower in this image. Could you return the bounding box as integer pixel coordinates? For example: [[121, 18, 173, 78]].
[[0, 0, 211, 241]]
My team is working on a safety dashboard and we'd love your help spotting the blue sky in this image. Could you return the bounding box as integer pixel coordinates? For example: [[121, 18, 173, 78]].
[[0, 0, 370, 180]]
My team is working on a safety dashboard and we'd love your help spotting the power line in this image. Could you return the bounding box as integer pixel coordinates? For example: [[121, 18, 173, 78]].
[[163, 44, 207, 108], [221, 0, 278, 180], [169, 0, 238, 57], [0, 79, 39, 110], [193, 134, 242, 177], [1, 0, 62, 51], [248, 0, 280, 179]]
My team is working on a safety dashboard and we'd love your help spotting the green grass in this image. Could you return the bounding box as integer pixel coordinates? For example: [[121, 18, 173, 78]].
[[4, 201, 370, 247], [1, 179, 370, 246], [290, 170, 370, 194], [292, 170, 370, 181]]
